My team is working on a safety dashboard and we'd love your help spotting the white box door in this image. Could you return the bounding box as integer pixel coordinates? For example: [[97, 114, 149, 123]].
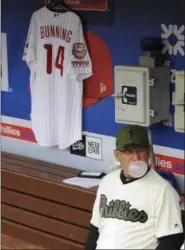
[[114, 66, 149, 125]]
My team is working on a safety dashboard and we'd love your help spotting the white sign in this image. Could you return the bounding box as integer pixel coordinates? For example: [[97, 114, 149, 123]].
[[1, 33, 9, 91], [86, 136, 102, 160], [63, 176, 101, 189], [171, 69, 176, 84]]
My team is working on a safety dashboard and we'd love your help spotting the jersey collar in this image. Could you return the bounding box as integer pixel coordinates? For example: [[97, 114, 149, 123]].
[[120, 167, 151, 184]]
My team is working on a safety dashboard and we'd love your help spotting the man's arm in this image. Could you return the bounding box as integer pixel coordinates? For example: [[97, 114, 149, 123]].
[[84, 224, 99, 250], [156, 233, 184, 250], [84, 183, 102, 250], [84, 221, 184, 250], [155, 184, 184, 250]]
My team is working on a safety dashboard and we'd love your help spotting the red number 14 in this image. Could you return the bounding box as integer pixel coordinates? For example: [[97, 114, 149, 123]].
[[44, 44, 65, 76]]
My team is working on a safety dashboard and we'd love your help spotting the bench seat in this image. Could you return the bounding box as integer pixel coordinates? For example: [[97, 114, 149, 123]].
[[1, 152, 97, 249]]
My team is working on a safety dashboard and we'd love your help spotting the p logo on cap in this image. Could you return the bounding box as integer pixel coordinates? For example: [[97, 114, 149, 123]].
[[127, 129, 135, 141], [116, 125, 150, 151]]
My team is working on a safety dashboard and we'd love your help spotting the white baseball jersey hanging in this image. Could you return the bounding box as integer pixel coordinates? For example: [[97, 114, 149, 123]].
[[23, 6, 92, 149]]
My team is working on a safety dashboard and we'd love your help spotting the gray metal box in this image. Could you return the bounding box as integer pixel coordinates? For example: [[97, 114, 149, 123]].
[[113, 65, 171, 126]]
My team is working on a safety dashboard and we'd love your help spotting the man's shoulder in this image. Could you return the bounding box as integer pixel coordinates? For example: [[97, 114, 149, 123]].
[[147, 169, 167, 183], [147, 169, 178, 194], [99, 169, 121, 186]]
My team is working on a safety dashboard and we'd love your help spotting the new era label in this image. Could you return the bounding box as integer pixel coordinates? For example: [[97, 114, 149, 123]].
[[86, 136, 102, 160], [70, 135, 102, 160]]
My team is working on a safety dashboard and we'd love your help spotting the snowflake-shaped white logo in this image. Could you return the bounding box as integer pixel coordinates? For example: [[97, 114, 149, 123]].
[[161, 24, 184, 56]]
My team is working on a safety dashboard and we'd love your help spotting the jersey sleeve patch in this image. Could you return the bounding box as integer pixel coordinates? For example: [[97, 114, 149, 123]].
[[72, 43, 87, 60]]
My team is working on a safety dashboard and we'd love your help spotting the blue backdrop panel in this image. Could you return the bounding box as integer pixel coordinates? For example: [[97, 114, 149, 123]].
[[1, 0, 184, 150]]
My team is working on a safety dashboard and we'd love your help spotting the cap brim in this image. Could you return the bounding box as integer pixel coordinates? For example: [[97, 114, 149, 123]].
[[117, 144, 150, 151]]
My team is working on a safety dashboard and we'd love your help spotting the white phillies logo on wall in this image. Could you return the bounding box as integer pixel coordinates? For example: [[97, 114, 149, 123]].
[[1, 124, 21, 137], [149, 155, 172, 169], [161, 24, 184, 56]]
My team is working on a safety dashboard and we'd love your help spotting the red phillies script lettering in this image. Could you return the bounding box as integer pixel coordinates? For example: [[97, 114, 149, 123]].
[[40, 25, 72, 43]]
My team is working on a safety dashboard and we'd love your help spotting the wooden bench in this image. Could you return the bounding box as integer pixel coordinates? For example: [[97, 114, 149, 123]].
[[1, 152, 97, 249], [2, 234, 45, 249]]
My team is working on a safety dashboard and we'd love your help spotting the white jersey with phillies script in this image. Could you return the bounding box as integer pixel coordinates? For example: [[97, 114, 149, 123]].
[[90, 169, 183, 249], [23, 7, 92, 148]]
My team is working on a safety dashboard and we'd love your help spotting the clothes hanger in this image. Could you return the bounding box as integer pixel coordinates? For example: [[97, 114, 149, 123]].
[[46, 0, 69, 13]]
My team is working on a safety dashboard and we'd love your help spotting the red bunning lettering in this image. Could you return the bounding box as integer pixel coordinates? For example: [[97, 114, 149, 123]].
[[40, 25, 72, 43]]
